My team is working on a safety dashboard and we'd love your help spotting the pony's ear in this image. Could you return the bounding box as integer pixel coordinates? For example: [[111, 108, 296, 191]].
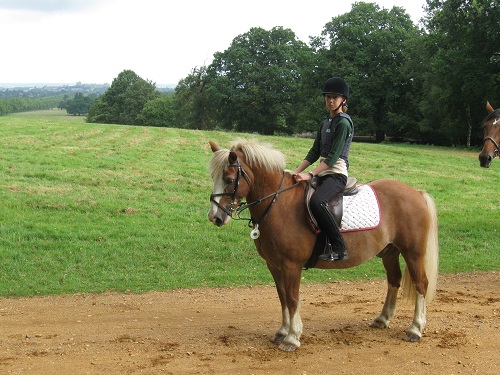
[[209, 141, 219, 153], [229, 151, 238, 164], [486, 101, 494, 114]]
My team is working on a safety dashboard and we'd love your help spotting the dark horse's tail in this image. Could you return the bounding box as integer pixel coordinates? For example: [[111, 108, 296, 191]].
[[401, 191, 439, 304]]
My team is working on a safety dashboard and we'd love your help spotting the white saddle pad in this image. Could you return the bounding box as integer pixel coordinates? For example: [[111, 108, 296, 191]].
[[341, 185, 380, 232]]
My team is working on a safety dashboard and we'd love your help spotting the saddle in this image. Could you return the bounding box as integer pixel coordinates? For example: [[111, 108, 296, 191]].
[[305, 176, 359, 234]]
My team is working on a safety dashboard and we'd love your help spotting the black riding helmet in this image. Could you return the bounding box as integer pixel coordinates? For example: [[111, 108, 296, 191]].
[[321, 77, 349, 99]]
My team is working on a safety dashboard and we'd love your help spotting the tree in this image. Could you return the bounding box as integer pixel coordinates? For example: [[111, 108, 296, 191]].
[[173, 66, 214, 130], [58, 94, 70, 111], [206, 27, 313, 135], [64, 93, 92, 116], [138, 94, 175, 127], [314, 2, 422, 139], [86, 70, 159, 125], [419, 0, 500, 146]]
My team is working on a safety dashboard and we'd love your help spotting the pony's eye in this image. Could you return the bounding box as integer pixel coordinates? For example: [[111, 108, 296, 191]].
[[225, 178, 234, 185]]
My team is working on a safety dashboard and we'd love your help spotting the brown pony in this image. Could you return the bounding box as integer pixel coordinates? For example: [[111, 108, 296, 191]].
[[479, 101, 500, 168], [207, 139, 439, 352]]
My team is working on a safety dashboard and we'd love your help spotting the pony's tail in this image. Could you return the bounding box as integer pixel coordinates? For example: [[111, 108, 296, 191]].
[[401, 191, 439, 304]]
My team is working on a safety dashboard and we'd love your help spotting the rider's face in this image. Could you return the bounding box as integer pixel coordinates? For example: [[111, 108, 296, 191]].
[[324, 94, 344, 113]]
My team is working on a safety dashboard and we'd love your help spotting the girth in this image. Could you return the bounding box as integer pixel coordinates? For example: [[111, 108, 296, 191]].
[[305, 176, 358, 233]]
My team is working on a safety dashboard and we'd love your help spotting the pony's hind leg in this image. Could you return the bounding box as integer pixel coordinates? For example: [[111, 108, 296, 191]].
[[405, 293, 426, 341], [401, 258, 429, 341], [371, 248, 401, 329], [402, 190, 438, 341]]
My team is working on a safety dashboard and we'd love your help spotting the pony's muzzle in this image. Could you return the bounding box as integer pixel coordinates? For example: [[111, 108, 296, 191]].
[[210, 215, 225, 227], [479, 153, 492, 168], [208, 209, 231, 227]]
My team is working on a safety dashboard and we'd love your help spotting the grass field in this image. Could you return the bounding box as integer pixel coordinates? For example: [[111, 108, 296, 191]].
[[0, 110, 498, 296], [7, 109, 87, 123]]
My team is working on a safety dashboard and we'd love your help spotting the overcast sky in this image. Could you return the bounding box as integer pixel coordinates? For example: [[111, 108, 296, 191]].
[[0, 0, 427, 85]]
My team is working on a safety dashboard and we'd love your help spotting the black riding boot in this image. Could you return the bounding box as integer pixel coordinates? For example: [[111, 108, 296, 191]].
[[316, 201, 348, 261]]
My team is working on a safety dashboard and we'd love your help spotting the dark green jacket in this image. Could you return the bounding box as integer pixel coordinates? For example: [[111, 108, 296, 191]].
[[305, 113, 354, 169]]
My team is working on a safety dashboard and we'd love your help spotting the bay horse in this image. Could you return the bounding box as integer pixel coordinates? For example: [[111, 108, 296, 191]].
[[207, 139, 439, 352], [479, 101, 500, 168]]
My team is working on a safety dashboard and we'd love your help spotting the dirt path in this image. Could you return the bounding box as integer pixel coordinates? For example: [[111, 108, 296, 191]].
[[1, 272, 498, 374]]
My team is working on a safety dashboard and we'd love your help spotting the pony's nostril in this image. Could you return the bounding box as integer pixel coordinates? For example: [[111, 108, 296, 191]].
[[478, 153, 492, 168], [215, 218, 224, 227], [478, 154, 491, 162]]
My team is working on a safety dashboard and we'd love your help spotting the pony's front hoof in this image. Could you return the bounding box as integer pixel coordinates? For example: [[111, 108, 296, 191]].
[[278, 341, 299, 352], [370, 320, 388, 329], [271, 333, 286, 344], [404, 331, 421, 342]]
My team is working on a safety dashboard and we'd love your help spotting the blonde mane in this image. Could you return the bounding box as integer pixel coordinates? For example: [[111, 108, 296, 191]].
[[209, 138, 286, 180]]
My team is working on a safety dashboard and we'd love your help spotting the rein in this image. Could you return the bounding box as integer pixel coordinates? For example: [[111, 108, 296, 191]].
[[236, 172, 300, 228]]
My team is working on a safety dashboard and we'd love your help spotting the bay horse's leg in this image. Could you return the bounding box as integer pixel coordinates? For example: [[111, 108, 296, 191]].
[[266, 263, 289, 344], [371, 248, 401, 329], [277, 261, 303, 352]]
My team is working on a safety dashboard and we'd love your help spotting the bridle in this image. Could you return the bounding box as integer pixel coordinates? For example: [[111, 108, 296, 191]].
[[483, 136, 500, 158], [209, 159, 300, 227], [483, 116, 500, 158], [209, 160, 251, 218]]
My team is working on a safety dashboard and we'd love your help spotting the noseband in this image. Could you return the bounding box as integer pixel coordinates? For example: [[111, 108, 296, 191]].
[[483, 136, 500, 158]]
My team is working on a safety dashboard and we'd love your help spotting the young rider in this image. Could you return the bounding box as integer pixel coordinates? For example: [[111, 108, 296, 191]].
[[292, 77, 354, 261]]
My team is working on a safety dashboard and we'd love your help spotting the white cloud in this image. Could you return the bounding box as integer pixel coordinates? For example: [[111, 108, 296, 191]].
[[0, 0, 426, 85], [0, 0, 102, 12]]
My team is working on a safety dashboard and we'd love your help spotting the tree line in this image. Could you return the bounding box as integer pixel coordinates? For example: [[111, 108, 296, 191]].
[[0, 83, 110, 116], [3, 1, 496, 147], [168, 0, 497, 146], [0, 97, 62, 116]]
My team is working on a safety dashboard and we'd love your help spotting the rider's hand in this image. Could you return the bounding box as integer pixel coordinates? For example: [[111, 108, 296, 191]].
[[293, 172, 312, 182]]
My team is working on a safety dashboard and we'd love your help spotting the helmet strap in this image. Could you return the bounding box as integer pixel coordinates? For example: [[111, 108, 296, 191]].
[[333, 99, 346, 112]]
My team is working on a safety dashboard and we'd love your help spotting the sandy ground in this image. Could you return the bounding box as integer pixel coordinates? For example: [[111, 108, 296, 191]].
[[0, 271, 498, 375]]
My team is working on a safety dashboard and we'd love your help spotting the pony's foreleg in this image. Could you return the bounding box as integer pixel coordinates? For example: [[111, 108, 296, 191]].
[[271, 305, 290, 344], [278, 297, 302, 352], [267, 264, 290, 344], [277, 263, 303, 352], [405, 293, 426, 342]]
